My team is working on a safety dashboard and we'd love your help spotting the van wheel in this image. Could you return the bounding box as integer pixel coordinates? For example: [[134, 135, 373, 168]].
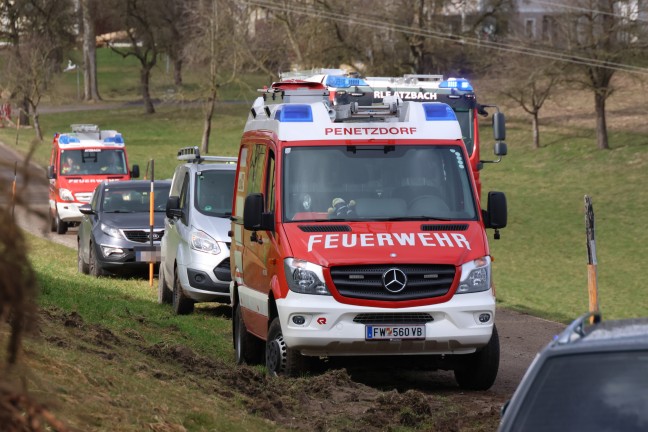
[[454, 325, 500, 391], [49, 210, 56, 232], [172, 267, 194, 315], [55, 211, 68, 234], [89, 243, 105, 277], [157, 266, 172, 304], [266, 317, 308, 377], [234, 302, 264, 365], [77, 240, 89, 274]]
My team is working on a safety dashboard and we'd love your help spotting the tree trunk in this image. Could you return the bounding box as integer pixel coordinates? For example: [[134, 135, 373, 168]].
[[594, 92, 609, 150], [32, 112, 42, 141], [140, 67, 155, 114], [174, 58, 183, 87], [532, 111, 540, 149], [201, 91, 216, 154], [81, 0, 101, 102], [19, 97, 29, 126]]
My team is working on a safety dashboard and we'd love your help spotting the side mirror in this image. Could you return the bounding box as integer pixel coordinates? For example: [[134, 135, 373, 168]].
[[165, 195, 182, 219], [484, 191, 507, 239], [493, 112, 506, 142], [79, 204, 94, 215], [494, 141, 507, 157], [131, 164, 140, 178], [243, 193, 274, 232], [47, 165, 56, 179]]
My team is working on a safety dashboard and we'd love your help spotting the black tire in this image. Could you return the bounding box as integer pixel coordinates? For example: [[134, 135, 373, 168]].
[[266, 317, 308, 377], [77, 240, 89, 274], [55, 211, 68, 235], [234, 302, 264, 365], [454, 325, 500, 391], [157, 266, 172, 304], [172, 266, 194, 315], [49, 209, 56, 232], [88, 242, 105, 277]]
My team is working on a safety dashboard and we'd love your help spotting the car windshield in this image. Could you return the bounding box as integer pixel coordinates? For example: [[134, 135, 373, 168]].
[[282, 145, 477, 222], [60, 149, 127, 176], [102, 184, 171, 213], [195, 169, 235, 217], [511, 350, 648, 431]]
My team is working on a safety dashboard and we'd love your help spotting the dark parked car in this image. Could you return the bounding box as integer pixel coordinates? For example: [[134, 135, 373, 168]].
[[77, 180, 171, 277], [498, 312, 648, 432]]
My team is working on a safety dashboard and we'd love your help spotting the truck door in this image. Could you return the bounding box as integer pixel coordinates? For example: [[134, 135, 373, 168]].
[[165, 169, 190, 280]]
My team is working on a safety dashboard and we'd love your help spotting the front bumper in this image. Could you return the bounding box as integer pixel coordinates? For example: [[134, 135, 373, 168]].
[[56, 201, 84, 223], [277, 289, 496, 356], [177, 248, 231, 302]]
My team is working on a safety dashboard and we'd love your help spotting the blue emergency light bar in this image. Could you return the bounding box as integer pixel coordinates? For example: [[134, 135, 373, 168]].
[[325, 76, 369, 88], [104, 134, 124, 144], [423, 103, 457, 121], [58, 135, 80, 144], [275, 104, 313, 122], [439, 78, 473, 91]]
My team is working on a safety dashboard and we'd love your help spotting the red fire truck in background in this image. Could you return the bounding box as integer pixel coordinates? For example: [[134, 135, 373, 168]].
[[279, 69, 507, 197], [47, 124, 139, 234]]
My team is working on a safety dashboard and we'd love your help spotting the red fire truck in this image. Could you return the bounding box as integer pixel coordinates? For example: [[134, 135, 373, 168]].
[[230, 81, 508, 390], [47, 124, 139, 234]]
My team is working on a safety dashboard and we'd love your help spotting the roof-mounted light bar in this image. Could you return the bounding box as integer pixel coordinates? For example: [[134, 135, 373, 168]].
[[422, 103, 457, 121], [71, 124, 100, 133], [439, 78, 473, 91], [275, 104, 313, 122], [177, 146, 236, 163]]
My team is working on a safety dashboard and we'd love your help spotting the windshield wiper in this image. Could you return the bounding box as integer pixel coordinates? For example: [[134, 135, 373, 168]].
[[378, 216, 453, 221]]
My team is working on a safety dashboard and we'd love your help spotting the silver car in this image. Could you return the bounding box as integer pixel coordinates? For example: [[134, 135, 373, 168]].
[[158, 147, 237, 314]]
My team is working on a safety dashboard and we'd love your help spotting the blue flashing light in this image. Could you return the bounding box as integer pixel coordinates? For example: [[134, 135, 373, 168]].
[[104, 134, 124, 144], [59, 135, 80, 144], [439, 78, 473, 92], [325, 75, 368, 88], [423, 103, 457, 121], [275, 105, 313, 122]]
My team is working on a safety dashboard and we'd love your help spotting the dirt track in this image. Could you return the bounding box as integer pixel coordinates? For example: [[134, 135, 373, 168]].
[[1, 138, 566, 429]]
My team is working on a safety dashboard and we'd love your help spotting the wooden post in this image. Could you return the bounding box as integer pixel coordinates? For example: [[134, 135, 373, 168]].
[[584, 195, 599, 320]]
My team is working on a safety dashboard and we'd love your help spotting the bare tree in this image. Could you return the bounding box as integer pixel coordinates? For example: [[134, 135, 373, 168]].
[[81, 0, 102, 101]]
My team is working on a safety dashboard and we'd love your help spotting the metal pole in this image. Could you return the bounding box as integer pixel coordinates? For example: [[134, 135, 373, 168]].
[[584, 195, 599, 321], [149, 159, 155, 286], [12, 161, 17, 220]]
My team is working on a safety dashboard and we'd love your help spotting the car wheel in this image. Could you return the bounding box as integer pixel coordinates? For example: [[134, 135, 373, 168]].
[[172, 266, 194, 315], [266, 317, 308, 377], [234, 301, 264, 365], [89, 242, 105, 277], [49, 209, 56, 232], [55, 211, 68, 235], [454, 325, 500, 391], [77, 240, 89, 274], [157, 265, 172, 304]]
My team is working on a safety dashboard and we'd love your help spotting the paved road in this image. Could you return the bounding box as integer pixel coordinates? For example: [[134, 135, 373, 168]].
[[0, 138, 565, 398]]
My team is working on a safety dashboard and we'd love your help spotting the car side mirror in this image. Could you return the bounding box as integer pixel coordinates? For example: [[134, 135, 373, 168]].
[[47, 165, 56, 179], [166, 195, 182, 219], [493, 112, 506, 142], [243, 193, 274, 232], [483, 191, 507, 239], [79, 204, 94, 215], [131, 164, 140, 178]]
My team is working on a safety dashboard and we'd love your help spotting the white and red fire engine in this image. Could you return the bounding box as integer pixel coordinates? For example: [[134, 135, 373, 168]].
[[47, 124, 139, 234], [230, 81, 508, 390]]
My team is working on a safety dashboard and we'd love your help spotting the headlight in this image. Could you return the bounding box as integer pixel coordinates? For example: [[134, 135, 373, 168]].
[[100, 223, 124, 239], [284, 258, 330, 296], [59, 188, 74, 202], [457, 256, 491, 294], [191, 230, 221, 254]]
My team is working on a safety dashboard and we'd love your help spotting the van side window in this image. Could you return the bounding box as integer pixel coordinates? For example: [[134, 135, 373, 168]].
[[266, 150, 275, 212], [249, 144, 266, 194]]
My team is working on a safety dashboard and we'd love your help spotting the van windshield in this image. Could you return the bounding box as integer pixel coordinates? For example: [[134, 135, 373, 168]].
[[195, 170, 236, 217], [282, 145, 478, 222], [60, 149, 127, 176]]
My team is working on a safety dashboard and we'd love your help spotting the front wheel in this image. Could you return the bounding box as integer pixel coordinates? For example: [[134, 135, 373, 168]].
[[234, 302, 264, 365], [454, 325, 500, 391], [89, 242, 105, 277], [157, 265, 172, 304], [172, 267, 194, 315], [77, 240, 89, 274], [55, 211, 68, 235], [266, 317, 309, 377]]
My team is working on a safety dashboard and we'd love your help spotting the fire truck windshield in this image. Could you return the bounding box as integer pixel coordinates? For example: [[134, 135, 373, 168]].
[[283, 145, 478, 222], [60, 149, 127, 176]]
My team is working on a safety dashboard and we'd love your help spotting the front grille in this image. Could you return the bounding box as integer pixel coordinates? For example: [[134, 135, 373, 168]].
[[421, 224, 468, 231], [123, 229, 164, 243], [353, 313, 434, 325], [213, 258, 231, 282], [330, 264, 455, 301]]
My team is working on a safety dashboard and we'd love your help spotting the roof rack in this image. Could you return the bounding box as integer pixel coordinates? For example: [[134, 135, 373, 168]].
[[71, 124, 100, 133], [177, 146, 236, 164], [553, 311, 602, 345]]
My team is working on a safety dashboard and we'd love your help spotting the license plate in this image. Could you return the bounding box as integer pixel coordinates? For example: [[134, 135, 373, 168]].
[[365, 325, 425, 341], [135, 246, 161, 262]]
